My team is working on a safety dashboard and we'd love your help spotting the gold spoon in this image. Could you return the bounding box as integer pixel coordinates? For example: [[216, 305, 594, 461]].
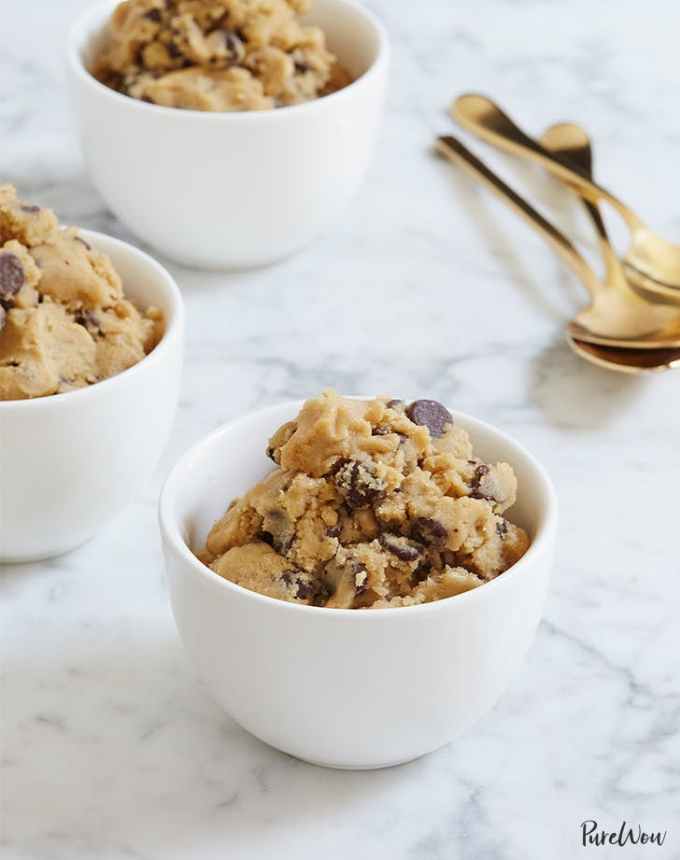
[[538, 123, 680, 373], [435, 135, 680, 350], [452, 93, 680, 300]]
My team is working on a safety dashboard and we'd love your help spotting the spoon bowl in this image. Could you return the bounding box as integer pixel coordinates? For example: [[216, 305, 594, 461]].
[[540, 123, 680, 373], [453, 94, 680, 300]]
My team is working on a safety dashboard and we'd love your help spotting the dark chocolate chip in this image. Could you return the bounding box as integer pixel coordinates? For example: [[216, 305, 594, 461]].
[[20, 204, 41, 213], [144, 8, 162, 21], [379, 532, 423, 562], [412, 516, 447, 547], [333, 459, 386, 509], [167, 41, 183, 59], [470, 464, 495, 501], [281, 571, 318, 602], [412, 561, 431, 584], [406, 399, 452, 438], [294, 60, 310, 74], [221, 29, 243, 60], [496, 520, 509, 539], [74, 309, 99, 330], [74, 235, 92, 251], [352, 561, 368, 594], [295, 580, 315, 600], [325, 524, 342, 538], [0, 253, 25, 297], [258, 531, 275, 547]]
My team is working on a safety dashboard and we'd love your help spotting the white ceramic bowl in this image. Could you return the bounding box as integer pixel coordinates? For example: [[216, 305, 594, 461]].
[[0, 230, 184, 563], [159, 399, 557, 769], [67, 0, 389, 270]]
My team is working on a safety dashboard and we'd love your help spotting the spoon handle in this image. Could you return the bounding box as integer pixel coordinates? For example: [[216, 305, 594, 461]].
[[452, 94, 645, 232], [436, 135, 602, 298]]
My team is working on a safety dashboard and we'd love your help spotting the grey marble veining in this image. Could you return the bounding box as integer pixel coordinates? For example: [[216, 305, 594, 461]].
[[1, 1, 680, 858]]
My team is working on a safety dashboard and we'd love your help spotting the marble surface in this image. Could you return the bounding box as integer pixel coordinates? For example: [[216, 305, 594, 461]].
[[2, 1, 680, 857]]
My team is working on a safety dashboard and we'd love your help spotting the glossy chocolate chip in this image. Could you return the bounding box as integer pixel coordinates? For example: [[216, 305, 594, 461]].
[[412, 517, 447, 547], [379, 532, 423, 562], [406, 399, 452, 438], [0, 254, 25, 297]]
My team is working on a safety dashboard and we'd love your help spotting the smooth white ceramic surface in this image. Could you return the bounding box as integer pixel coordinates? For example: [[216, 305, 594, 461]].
[[67, 0, 389, 269], [160, 400, 557, 769], [3, 0, 680, 856], [0, 230, 184, 563]]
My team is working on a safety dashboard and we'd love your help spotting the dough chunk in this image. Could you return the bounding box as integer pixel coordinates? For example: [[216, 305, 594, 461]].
[[92, 0, 351, 111], [0, 185, 164, 401], [199, 391, 531, 609]]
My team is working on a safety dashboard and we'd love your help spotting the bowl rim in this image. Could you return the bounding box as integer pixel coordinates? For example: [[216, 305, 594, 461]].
[[159, 398, 558, 620], [0, 228, 184, 413], [67, 0, 390, 122]]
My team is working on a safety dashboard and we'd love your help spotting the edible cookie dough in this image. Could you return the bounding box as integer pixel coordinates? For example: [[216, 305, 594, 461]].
[[0, 185, 163, 401], [199, 391, 530, 609], [92, 0, 352, 111]]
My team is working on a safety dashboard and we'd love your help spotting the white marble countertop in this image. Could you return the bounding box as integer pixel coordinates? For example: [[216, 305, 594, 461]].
[[2, 1, 680, 857]]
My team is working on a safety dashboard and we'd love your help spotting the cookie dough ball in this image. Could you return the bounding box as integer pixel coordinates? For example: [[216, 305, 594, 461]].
[[200, 391, 531, 609], [0, 186, 164, 401], [92, 0, 351, 111]]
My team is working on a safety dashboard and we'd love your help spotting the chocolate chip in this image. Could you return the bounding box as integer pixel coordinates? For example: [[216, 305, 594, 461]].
[[0, 254, 25, 297], [412, 561, 431, 584], [406, 399, 452, 438], [258, 531, 275, 547], [295, 580, 315, 600], [167, 41, 183, 59], [144, 8, 162, 21], [353, 561, 368, 594], [332, 459, 386, 509], [440, 550, 458, 568], [496, 520, 508, 539], [74, 235, 92, 251], [470, 464, 496, 501], [386, 399, 403, 409], [221, 29, 244, 61], [325, 524, 342, 538], [294, 60, 310, 74], [281, 571, 318, 602], [412, 517, 447, 547], [74, 309, 99, 330], [379, 532, 423, 562], [20, 204, 40, 213]]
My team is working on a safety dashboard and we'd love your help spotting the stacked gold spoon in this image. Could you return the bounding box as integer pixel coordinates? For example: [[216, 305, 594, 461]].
[[436, 94, 680, 373]]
